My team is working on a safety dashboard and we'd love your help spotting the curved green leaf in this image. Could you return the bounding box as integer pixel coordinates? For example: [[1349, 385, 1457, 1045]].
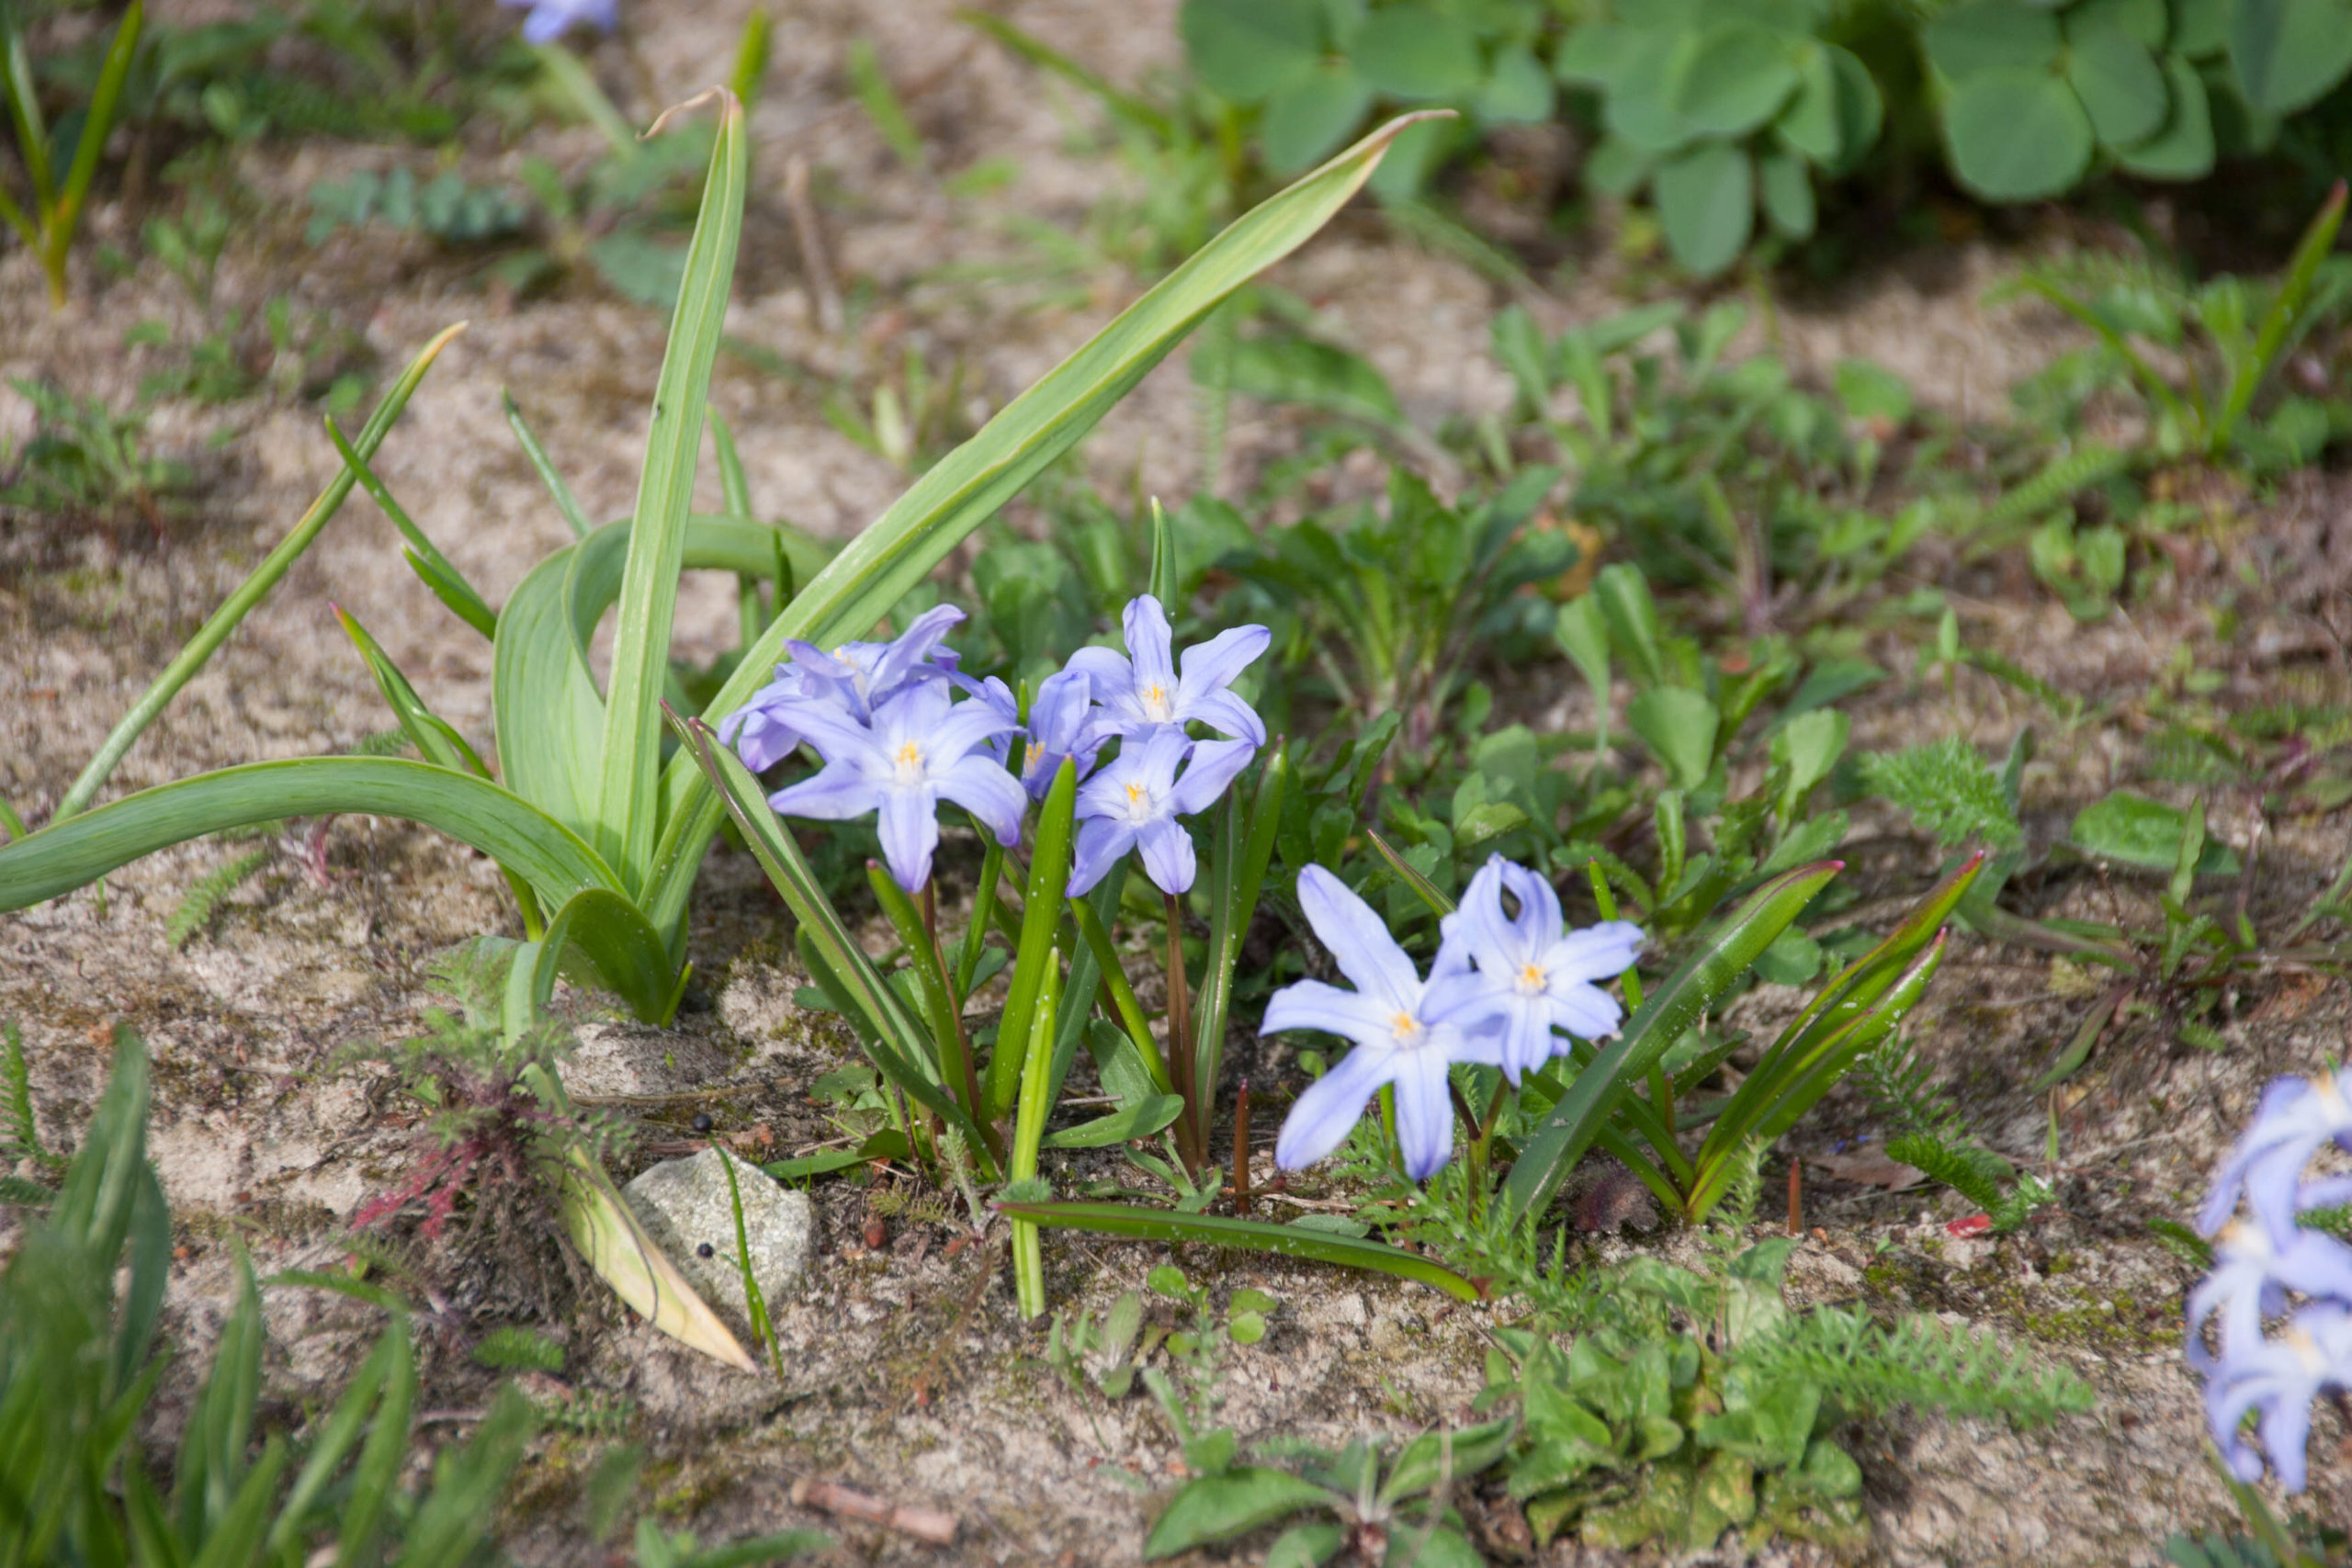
[[1146, 1467, 1339, 1558], [2117, 55, 2213, 179], [2065, 20, 2167, 145], [997, 1200, 1481, 1301], [0, 758, 620, 913], [1502, 862, 1842, 1219], [1042, 1093, 1185, 1149], [531, 887, 689, 1026], [1941, 69, 2094, 200], [1669, 22, 1799, 137], [987, 759, 1078, 1120]]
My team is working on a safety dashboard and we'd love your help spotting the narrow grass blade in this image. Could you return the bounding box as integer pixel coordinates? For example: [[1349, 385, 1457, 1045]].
[[1367, 826, 1455, 917], [0, 758, 621, 912], [1012, 956, 1063, 1317], [1190, 745, 1286, 1155], [997, 1200, 1480, 1301], [865, 861, 989, 1145], [987, 760, 1077, 1120], [956, 8, 1174, 140], [2216, 180, 2349, 452], [333, 606, 492, 776], [503, 389, 592, 539], [596, 88, 746, 894], [325, 416, 497, 638], [534, 40, 637, 154], [45, 0, 140, 271], [266, 1323, 400, 1557], [1070, 889, 1170, 1093], [2, 11, 53, 210], [53, 323, 465, 823], [641, 116, 1441, 925], [332, 1306, 415, 1568], [1503, 861, 1840, 1220], [1041, 1093, 1183, 1149]]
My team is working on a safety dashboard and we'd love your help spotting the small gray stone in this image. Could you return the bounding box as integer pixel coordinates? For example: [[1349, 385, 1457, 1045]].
[[622, 1148, 812, 1338]]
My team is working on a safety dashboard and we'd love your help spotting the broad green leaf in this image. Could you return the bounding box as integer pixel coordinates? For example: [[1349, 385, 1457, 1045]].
[[2075, 0, 2169, 48], [2114, 56, 2210, 176], [0, 758, 619, 913], [1922, 0, 2064, 75], [2070, 790, 2241, 874], [2174, 0, 2231, 54], [597, 89, 747, 893], [1042, 1093, 1185, 1149], [1832, 359, 1912, 424], [1594, 562, 1667, 687], [1504, 862, 1840, 1218], [1378, 1418, 1517, 1504], [2064, 19, 2168, 144], [1941, 69, 2094, 199], [1181, 0, 1321, 102], [1669, 22, 1799, 136], [531, 887, 690, 1026], [1555, 594, 1612, 752], [1145, 1468, 1337, 1557], [1770, 708, 1848, 820], [1264, 1522, 1346, 1568], [1628, 687, 1721, 791], [1758, 147, 1815, 239], [999, 1201, 1481, 1301], [1476, 43, 1555, 124], [1350, 6, 1480, 99], [2228, 0, 2352, 114], [1261, 64, 1374, 174], [1604, 29, 1702, 152], [1653, 140, 1754, 277], [1224, 334, 1404, 429], [1819, 43, 1883, 174], [643, 116, 1433, 934], [1775, 43, 1843, 162]]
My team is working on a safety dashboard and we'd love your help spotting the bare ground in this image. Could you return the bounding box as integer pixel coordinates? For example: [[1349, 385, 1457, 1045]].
[[6, 0, 2352, 1562]]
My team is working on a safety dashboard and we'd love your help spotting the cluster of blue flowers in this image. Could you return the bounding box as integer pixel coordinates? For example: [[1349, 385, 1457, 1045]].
[[720, 593, 1643, 1187], [2190, 1066, 2352, 1492], [1266, 859, 1642, 1180], [718, 595, 1269, 897]]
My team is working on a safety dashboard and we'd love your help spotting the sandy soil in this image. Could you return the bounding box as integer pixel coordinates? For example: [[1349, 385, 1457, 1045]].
[[6, 1, 2352, 1562]]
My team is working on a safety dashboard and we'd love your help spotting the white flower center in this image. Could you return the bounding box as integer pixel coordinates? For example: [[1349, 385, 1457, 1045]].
[[893, 739, 925, 785], [1389, 1010, 1427, 1049], [1515, 960, 1549, 998], [1140, 680, 1174, 722], [1122, 779, 1156, 823]]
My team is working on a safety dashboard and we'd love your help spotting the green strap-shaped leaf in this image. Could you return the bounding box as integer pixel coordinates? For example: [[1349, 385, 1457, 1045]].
[[988, 760, 1078, 1120], [639, 114, 1441, 931], [597, 89, 748, 894], [1041, 1092, 1185, 1149], [333, 606, 491, 777], [997, 1200, 1481, 1302], [530, 887, 691, 1026], [1144, 1467, 1341, 1558], [324, 415, 497, 639], [0, 759, 621, 912], [1502, 861, 1841, 1219]]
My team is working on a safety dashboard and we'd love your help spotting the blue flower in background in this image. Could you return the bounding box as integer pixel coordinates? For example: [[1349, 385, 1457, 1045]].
[[763, 682, 1023, 891], [1267, 866, 1493, 1179], [1067, 729, 1253, 897], [1434, 855, 1644, 1085], [996, 667, 1105, 801], [2187, 1221, 2352, 1371], [499, 0, 617, 44], [1065, 594, 1269, 746], [2201, 1303, 2352, 1492], [2198, 1069, 2352, 1244]]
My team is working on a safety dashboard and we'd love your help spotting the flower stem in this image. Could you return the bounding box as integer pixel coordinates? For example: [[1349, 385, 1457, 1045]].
[[1011, 956, 1062, 1319], [1231, 1079, 1252, 1216], [1164, 892, 1202, 1176]]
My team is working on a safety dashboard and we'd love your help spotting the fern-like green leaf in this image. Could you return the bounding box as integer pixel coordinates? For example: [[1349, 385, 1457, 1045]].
[[1749, 1307, 2094, 1427], [164, 847, 275, 950], [1984, 445, 2133, 527], [1859, 737, 2023, 849], [1, 1020, 60, 1173], [1884, 1133, 2014, 1213], [471, 1326, 566, 1373]]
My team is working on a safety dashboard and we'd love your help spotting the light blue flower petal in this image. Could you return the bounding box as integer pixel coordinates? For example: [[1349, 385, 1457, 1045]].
[[936, 754, 1027, 847], [1170, 738, 1255, 817], [1178, 687, 1268, 747], [1262, 980, 1397, 1048], [1545, 920, 1645, 985], [1393, 1051, 1455, 1179], [1122, 595, 1178, 697], [1499, 858, 1563, 946], [1066, 817, 1136, 897], [1176, 622, 1270, 698], [1545, 980, 1623, 1042], [1136, 816, 1197, 896], [766, 762, 880, 821], [1295, 864, 1421, 1014], [876, 788, 939, 891], [1274, 1041, 1396, 1171], [1453, 857, 1521, 972]]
